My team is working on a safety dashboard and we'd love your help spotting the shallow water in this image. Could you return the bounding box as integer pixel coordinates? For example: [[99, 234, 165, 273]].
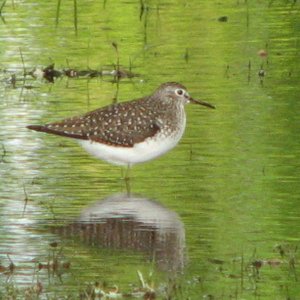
[[0, 0, 300, 299]]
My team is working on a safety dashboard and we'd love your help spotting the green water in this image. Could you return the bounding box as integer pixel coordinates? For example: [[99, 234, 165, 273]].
[[0, 0, 300, 299]]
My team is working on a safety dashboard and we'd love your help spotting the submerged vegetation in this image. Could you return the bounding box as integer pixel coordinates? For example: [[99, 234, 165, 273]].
[[0, 242, 298, 299]]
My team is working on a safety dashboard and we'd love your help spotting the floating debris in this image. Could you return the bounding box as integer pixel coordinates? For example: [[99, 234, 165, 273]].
[[258, 69, 266, 77], [0, 143, 7, 163], [0, 62, 139, 86], [80, 271, 156, 299], [29, 63, 62, 82], [49, 241, 58, 248], [24, 282, 43, 298], [251, 258, 283, 269], [42, 63, 62, 82], [257, 49, 268, 58], [252, 259, 263, 269], [266, 259, 282, 267], [208, 258, 225, 265]]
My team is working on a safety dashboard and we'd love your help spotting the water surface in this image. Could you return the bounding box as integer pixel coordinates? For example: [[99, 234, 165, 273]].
[[0, 1, 300, 299]]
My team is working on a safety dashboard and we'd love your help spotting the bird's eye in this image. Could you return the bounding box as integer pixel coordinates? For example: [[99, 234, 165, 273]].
[[175, 89, 184, 96]]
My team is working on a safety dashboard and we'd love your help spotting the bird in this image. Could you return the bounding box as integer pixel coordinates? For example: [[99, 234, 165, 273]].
[[27, 82, 215, 168]]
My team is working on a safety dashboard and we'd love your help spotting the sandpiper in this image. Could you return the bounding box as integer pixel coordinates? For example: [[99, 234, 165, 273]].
[[27, 82, 215, 166]]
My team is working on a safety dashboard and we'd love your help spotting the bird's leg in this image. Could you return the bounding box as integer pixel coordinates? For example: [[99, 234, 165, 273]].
[[124, 163, 131, 181], [124, 164, 131, 195]]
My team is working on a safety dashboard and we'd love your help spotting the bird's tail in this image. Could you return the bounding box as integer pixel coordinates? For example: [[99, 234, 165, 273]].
[[27, 124, 88, 140]]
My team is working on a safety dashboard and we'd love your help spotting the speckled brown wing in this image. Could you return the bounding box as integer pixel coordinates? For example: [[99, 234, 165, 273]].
[[27, 99, 161, 148]]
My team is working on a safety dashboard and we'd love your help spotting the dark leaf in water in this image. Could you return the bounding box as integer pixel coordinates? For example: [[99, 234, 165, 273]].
[[252, 260, 263, 269], [218, 16, 228, 22], [43, 64, 62, 82], [49, 241, 58, 248], [266, 259, 282, 267], [227, 274, 240, 279], [62, 261, 71, 269], [208, 258, 225, 265], [258, 69, 266, 77], [258, 49, 268, 58]]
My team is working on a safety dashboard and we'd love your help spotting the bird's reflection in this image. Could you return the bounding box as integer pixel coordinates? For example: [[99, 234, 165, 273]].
[[54, 193, 185, 272]]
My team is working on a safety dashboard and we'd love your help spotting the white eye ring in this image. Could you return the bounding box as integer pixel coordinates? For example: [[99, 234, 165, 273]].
[[175, 88, 185, 96]]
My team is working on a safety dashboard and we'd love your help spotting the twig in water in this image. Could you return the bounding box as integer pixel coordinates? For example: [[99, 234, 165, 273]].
[[241, 251, 244, 289], [19, 47, 26, 77], [247, 59, 251, 83], [137, 270, 146, 288], [140, 0, 145, 20], [55, 0, 61, 27], [112, 42, 120, 72], [1, 143, 7, 162], [73, 0, 78, 34], [7, 254, 15, 273], [0, 0, 6, 15], [129, 56, 132, 72], [22, 183, 29, 216], [184, 48, 189, 63]]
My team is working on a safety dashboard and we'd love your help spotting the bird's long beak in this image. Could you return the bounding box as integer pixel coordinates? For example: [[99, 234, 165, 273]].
[[189, 97, 216, 109]]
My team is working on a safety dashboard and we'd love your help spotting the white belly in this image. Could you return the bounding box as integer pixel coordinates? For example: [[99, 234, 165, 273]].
[[78, 126, 185, 166]]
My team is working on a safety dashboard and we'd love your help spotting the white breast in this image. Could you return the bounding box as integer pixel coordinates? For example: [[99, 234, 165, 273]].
[[78, 113, 186, 166]]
